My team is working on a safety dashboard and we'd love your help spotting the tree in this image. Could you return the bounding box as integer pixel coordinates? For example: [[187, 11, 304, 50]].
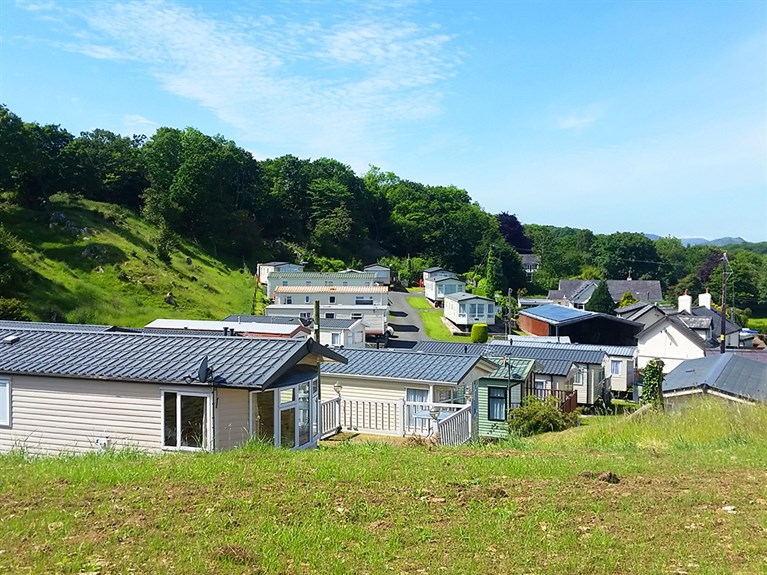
[[0, 298, 29, 321], [618, 291, 639, 308], [64, 129, 148, 207], [497, 212, 532, 252], [640, 358, 665, 408], [485, 246, 505, 296], [593, 232, 660, 280], [654, 236, 687, 290], [585, 280, 615, 314]]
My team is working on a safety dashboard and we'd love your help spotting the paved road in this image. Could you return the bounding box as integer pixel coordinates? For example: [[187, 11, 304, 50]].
[[386, 290, 430, 348]]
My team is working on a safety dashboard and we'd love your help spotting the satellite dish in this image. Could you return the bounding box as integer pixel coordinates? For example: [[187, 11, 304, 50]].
[[197, 356, 209, 383]]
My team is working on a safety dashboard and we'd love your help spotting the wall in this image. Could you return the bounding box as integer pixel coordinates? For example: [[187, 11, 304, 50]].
[[637, 322, 705, 371], [517, 314, 551, 336], [214, 387, 250, 450], [0, 375, 164, 455]]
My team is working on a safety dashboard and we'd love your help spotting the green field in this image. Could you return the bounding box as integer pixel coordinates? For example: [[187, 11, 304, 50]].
[[1, 195, 259, 326], [1, 401, 766, 574], [404, 295, 434, 310], [748, 316, 767, 333]]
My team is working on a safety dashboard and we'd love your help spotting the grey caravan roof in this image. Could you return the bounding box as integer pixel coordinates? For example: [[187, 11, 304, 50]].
[[0, 320, 114, 332], [321, 348, 489, 385], [0, 327, 345, 390], [664, 354, 767, 402], [491, 339, 636, 358], [409, 341, 605, 376], [222, 314, 311, 326]]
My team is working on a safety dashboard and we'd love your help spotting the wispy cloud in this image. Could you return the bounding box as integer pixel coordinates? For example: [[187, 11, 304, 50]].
[[28, 0, 458, 166], [556, 105, 605, 131], [122, 114, 159, 134]]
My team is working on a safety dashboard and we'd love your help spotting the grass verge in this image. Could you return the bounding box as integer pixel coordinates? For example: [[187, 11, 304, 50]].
[[1, 401, 766, 574]]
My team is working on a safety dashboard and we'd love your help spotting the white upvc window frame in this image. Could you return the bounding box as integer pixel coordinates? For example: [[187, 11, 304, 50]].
[[610, 360, 622, 375], [0, 378, 11, 427], [249, 376, 319, 449], [573, 366, 586, 386], [161, 387, 213, 451]]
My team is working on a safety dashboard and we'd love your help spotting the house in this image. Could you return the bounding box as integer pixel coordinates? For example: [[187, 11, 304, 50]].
[[0, 326, 346, 455], [143, 318, 312, 339], [410, 340, 608, 407], [363, 263, 392, 286], [473, 358, 537, 440], [317, 318, 366, 349], [663, 354, 767, 409], [676, 290, 740, 348], [266, 285, 390, 337], [422, 267, 456, 282], [616, 303, 667, 327], [636, 315, 708, 371], [221, 314, 365, 348], [548, 278, 663, 309], [320, 348, 497, 436], [265, 271, 377, 299], [635, 291, 743, 371], [493, 339, 636, 394], [443, 292, 496, 328], [256, 261, 304, 285], [518, 304, 643, 346], [521, 254, 539, 282], [424, 275, 466, 307]]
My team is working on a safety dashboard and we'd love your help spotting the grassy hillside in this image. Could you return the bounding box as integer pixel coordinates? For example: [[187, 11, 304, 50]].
[[1, 401, 766, 574], [1, 194, 260, 326]]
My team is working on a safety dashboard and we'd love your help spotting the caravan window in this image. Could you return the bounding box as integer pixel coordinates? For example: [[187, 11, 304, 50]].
[[488, 387, 507, 421], [162, 391, 210, 450]]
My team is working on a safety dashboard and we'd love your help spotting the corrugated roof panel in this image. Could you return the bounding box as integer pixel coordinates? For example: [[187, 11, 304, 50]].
[[0, 328, 325, 388], [321, 348, 480, 384]]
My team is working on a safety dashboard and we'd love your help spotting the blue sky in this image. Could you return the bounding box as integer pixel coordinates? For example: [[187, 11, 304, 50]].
[[2, 0, 766, 241]]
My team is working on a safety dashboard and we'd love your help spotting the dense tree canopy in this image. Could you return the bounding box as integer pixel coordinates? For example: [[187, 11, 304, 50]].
[[2, 105, 763, 313]]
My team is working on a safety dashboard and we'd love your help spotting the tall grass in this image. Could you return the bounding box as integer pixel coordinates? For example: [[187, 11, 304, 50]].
[[556, 399, 767, 454]]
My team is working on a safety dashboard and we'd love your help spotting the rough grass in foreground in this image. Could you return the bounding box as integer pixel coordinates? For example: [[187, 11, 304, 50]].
[[1, 401, 766, 574]]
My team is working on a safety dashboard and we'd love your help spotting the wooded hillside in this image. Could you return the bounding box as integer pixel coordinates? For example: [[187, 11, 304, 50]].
[[1, 105, 765, 324]]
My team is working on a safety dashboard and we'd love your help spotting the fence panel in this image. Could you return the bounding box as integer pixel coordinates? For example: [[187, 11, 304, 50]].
[[436, 405, 472, 446], [320, 396, 341, 438]]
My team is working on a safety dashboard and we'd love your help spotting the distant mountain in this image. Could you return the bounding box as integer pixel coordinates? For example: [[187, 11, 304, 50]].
[[644, 234, 747, 247], [680, 237, 711, 247], [710, 237, 746, 247]]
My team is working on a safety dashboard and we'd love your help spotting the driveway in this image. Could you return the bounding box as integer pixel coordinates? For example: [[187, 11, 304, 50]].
[[386, 290, 430, 348]]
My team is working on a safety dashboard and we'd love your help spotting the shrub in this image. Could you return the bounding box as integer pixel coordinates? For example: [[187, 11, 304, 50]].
[[155, 223, 177, 264], [640, 358, 665, 407], [508, 396, 579, 436], [470, 323, 488, 343], [0, 297, 30, 320]]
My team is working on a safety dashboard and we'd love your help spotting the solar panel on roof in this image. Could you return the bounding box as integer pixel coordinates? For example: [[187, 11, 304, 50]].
[[523, 304, 590, 322]]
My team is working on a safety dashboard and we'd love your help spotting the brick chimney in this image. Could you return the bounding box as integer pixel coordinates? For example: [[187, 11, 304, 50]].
[[678, 289, 692, 314], [698, 288, 712, 310]]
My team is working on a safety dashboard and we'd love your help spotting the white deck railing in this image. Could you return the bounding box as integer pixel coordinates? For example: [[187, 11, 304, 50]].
[[320, 396, 341, 439], [320, 397, 466, 438], [436, 404, 472, 446]]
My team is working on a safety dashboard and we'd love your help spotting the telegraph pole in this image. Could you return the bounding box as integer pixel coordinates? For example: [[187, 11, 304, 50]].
[[720, 252, 728, 354]]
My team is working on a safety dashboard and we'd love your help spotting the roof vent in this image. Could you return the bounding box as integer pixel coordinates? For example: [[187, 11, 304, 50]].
[[3, 334, 20, 345]]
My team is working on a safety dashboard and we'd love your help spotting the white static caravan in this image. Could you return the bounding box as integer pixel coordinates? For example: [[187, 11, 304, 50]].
[[0, 325, 345, 455], [443, 292, 496, 328]]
